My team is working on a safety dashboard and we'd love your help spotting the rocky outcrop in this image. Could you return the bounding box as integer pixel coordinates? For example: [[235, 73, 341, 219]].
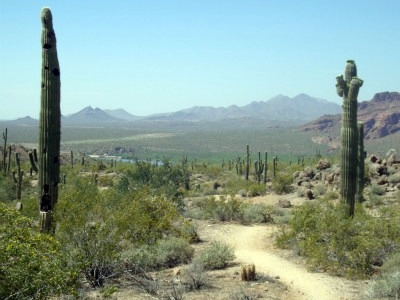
[[300, 92, 400, 140]]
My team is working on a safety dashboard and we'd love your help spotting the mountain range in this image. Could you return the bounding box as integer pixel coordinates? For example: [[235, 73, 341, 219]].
[[12, 93, 342, 124]]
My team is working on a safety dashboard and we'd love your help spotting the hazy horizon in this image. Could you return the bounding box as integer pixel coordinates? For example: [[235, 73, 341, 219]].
[[1, 1, 399, 120]]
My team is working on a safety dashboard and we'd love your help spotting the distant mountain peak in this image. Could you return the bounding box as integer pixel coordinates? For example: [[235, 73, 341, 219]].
[[66, 106, 122, 123]]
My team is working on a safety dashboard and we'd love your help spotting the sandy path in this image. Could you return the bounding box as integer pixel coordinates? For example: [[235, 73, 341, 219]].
[[198, 222, 363, 300]]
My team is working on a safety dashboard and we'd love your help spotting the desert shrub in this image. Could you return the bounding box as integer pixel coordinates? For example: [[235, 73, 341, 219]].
[[157, 237, 194, 267], [200, 196, 243, 221], [123, 237, 194, 271], [388, 172, 400, 184], [365, 194, 384, 207], [365, 252, 400, 299], [368, 183, 386, 196], [56, 186, 122, 288], [323, 191, 339, 200], [115, 191, 182, 244], [229, 285, 259, 300], [247, 182, 266, 196], [0, 202, 78, 299], [122, 244, 159, 271], [183, 260, 209, 290], [365, 272, 400, 299], [116, 159, 187, 209], [271, 172, 293, 194], [276, 200, 400, 278], [0, 174, 16, 202], [196, 240, 235, 270], [179, 220, 201, 243], [312, 183, 327, 197], [56, 178, 187, 286], [241, 203, 274, 223], [223, 175, 250, 195]]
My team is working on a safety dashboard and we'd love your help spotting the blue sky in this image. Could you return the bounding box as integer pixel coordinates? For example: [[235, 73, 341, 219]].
[[0, 1, 399, 119]]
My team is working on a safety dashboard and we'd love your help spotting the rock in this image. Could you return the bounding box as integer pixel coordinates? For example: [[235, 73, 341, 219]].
[[326, 173, 335, 183], [172, 268, 181, 277], [317, 159, 331, 170], [304, 167, 315, 179], [376, 175, 388, 185], [305, 189, 314, 200], [369, 163, 387, 176], [313, 172, 322, 181], [301, 181, 312, 189], [279, 199, 292, 208], [15, 202, 23, 211]]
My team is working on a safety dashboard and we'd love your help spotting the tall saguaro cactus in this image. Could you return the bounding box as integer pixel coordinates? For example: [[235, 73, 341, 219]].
[[336, 60, 363, 217], [39, 7, 61, 230]]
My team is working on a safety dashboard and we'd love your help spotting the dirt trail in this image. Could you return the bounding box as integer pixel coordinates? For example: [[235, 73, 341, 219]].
[[198, 222, 364, 300]]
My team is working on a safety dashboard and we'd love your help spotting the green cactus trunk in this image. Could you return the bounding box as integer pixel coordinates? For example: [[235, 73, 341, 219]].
[[263, 152, 268, 184], [254, 152, 264, 184], [2, 128, 7, 175], [336, 60, 363, 217], [38, 7, 61, 230], [356, 122, 365, 203], [12, 153, 24, 202], [245, 144, 250, 180]]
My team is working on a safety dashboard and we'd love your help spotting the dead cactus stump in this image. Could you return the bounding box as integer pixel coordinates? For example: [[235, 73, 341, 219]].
[[241, 264, 256, 281]]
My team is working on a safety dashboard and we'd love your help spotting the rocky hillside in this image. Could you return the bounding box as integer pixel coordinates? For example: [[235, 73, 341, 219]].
[[301, 92, 400, 140]]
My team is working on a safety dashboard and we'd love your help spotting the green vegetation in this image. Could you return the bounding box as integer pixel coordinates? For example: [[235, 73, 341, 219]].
[[0, 202, 78, 299], [276, 199, 400, 278], [195, 240, 236, 270]]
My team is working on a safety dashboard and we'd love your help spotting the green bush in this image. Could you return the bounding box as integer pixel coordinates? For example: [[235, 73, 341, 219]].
[[0, 202, 78, 299], [368, 183, 386, 196], [157, 237, 194, 267], [241, 203, 274, 223], [323, 191, 339, 200], [201, 196, 243, 221], [247, 183, 266, 197], [196, 240, 235, 270], [276, 200, 400, 278], [56, 178, 188, 286], [388, 173, 400, 184], [365, 260, 400, 300], [123, 237, 194, 271], [183, 260, 209, 290], [116, 160, 187, 209], [367, 272, 400, 299], [312, 183, 327, 197], [271, 173, 293, 194]]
